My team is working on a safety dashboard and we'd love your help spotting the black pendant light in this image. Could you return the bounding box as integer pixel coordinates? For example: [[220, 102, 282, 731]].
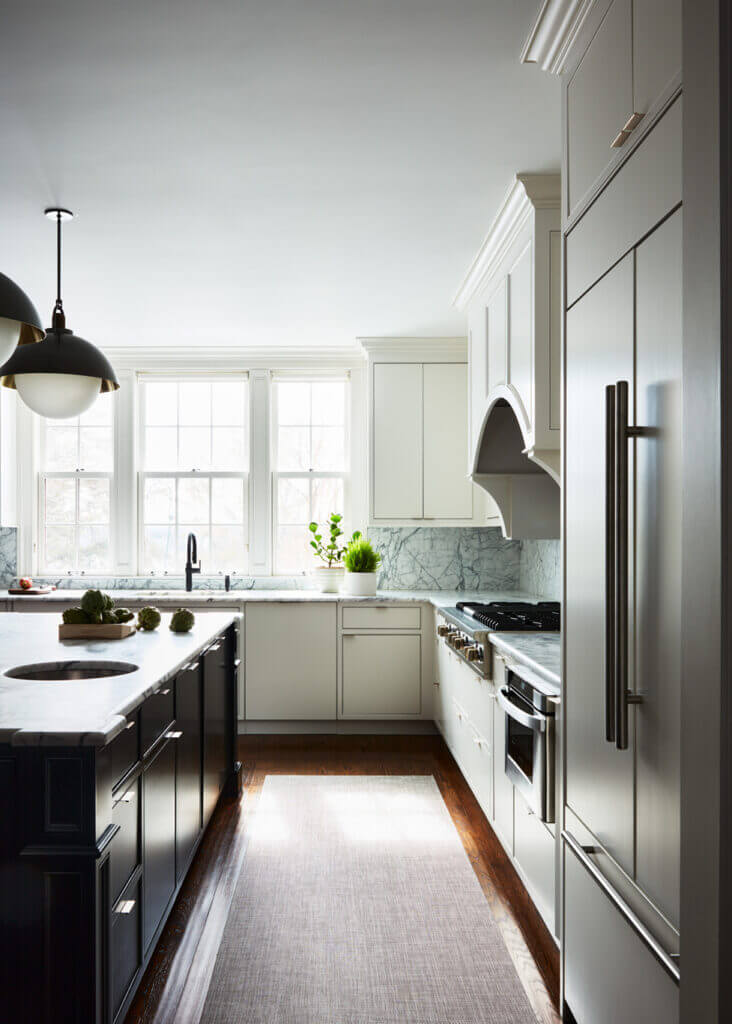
[[0, 269, 45, 362], [0, 208, 119, 419]]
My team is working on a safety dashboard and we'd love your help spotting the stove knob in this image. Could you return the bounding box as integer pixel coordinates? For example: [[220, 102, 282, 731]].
[[437, 624, 450, 637], [453, 636, 467, 650], [466, 646, 483, 662]]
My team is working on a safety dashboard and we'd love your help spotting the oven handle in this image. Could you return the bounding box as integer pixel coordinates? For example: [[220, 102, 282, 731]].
[[497, 687, 547, 732]]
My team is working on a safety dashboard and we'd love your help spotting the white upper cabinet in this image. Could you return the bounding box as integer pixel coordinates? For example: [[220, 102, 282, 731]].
[[564, 0, 681, 222], [361, 338, 497, 527], [454, 174, 561, 539]]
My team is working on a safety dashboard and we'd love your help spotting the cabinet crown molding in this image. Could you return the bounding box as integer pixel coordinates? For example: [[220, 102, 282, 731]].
[[519, 0, 597, 74], [102, 345, 365, 371], [453, 173, 560, 311], [358, 337, 467, 362]]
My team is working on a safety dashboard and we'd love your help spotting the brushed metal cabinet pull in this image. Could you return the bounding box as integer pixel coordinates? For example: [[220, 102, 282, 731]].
[[622, 111, 645, 132], [114, 899, 136, 915], [610, 129, 631, 148], [125, 720, 135, 731], [165, 730, 183, 740]]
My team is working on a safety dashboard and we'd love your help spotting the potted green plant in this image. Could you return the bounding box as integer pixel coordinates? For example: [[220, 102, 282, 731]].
[[341, 533, 382, 596], [308, 513, 348, 592]]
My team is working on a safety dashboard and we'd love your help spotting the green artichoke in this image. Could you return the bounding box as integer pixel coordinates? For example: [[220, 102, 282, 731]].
[[102, 611, 118, 624], [170, 608, 195, 633], [137, 606, 162, 631], [114, 607, 134, 624], [103, 593, 115, 611], [62, 607, 91, 625], [80, 589, 106, 623]]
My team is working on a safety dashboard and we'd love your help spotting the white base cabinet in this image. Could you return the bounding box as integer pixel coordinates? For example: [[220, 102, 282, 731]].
[[245, 603, 337, 720], [341, 633, 421, 717]]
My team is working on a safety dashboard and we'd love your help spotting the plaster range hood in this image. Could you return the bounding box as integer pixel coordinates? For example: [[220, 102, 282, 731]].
[[471, 398, 559, 539], [456, 172, 561, 540]]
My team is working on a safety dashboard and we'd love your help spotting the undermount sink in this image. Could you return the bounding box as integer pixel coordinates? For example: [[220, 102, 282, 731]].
[[4, 661, 139, 681]]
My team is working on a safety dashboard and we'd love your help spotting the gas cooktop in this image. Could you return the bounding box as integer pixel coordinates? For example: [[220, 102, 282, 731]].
[[454, 600, 560, 632]]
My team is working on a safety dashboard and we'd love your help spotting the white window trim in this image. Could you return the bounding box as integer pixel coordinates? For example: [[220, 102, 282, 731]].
[[17, 350, 368, 579], [270, 373, 352, 576], [137, 373, 250, 577], [38, 470, 115, 576]]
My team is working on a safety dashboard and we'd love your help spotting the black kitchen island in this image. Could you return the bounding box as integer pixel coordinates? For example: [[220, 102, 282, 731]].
[[0, 611, 241, 1024]]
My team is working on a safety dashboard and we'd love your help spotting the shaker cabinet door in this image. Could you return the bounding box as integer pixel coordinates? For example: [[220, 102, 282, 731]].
[[565, 254, 634, 876], [566, 0, 632, 217], [423, 363, 473, 519], [372, 362, 423, 518], [176, 661, 202, 878], [142, 738, 176, 952], [632, 0, 681, 117]]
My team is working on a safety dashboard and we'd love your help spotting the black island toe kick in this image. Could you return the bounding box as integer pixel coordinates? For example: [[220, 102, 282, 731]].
[[0, 622, 240, 1024]]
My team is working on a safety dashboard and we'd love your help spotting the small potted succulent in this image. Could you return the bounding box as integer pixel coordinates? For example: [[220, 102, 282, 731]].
[[341, 533, 381, 596], [308, 513, 349, 592]]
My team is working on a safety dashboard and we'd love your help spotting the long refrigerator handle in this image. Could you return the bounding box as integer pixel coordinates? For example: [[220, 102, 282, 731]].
[[604, 385, 616, 743], [614, 380, 644, 751]]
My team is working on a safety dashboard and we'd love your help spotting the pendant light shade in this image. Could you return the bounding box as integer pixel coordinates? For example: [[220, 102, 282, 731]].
[[0, 272, 45, 364], [0, 208, 119, 419]]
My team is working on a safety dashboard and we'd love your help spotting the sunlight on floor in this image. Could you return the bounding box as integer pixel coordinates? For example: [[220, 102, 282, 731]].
[[324, 786, 455, 844]]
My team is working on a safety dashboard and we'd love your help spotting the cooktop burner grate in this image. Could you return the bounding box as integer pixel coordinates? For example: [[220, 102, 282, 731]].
[[455, 600, 560, 632]]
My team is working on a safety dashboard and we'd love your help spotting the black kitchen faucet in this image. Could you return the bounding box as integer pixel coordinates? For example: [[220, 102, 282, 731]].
[[185, 532, 201, 591]]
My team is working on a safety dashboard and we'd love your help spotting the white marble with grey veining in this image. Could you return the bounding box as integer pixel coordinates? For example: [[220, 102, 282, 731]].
[[0, 587, 548, 608], [519, 539, 561, 601], [0, 527, 17, 587], [370, 527, 521, 591], [0, 611, 239, 747], [489, 631, 561, 688]]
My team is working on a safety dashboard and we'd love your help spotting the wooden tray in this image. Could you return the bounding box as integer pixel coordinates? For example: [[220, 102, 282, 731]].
[[58, 623, 137, 640], [9, 586, 56, 595]]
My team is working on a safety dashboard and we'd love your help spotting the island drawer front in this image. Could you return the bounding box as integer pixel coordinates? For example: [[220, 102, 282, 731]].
[[140, 683, 176, 755], [341, 605, 421, 630], [111, 777, 140, 903], [110, 713, 139, 788], [112, 876, 142, 1019]]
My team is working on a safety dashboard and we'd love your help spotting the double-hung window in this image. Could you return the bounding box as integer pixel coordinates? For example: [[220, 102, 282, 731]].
[[139, 376, 249, 574], [39, 400, 115, 573], [272, 375, 350, 574]]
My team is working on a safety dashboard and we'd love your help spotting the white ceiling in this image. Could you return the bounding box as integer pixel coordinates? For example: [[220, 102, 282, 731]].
[[0, 0, 559, 350]]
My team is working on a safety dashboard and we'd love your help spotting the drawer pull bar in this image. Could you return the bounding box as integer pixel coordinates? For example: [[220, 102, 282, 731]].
[[124, 720, 135, 731], [562, 830, 680, 984], [622, 111, 645, 132], [165, 730, 183, 740], [114, 899, 136, 915], [155, 687, 171, 696]]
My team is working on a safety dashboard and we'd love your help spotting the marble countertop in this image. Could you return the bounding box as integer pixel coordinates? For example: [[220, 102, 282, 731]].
[[0, 587, 546, 608], [489, 632, 561, 689], [0, 611, 239, 748]]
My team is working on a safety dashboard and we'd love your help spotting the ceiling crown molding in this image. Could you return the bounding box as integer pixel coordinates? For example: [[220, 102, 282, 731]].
[[358, 337, 468, 361], [453, 173, 560, 311], [519, 0, 597, 74], [102, 345, 365, 371]]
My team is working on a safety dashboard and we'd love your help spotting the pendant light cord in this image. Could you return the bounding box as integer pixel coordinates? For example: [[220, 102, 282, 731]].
[[52, 211, 65, 329]]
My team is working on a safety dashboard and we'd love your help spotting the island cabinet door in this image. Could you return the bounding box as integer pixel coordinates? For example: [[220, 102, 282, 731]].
[[175, 660, 203, 881], [142, 738, 176, 952], [203, 634, 228, 826]]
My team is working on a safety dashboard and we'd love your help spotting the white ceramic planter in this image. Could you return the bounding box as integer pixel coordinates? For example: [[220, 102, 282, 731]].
[[341, 572, 378, 597], [310, 566, 345, 593]]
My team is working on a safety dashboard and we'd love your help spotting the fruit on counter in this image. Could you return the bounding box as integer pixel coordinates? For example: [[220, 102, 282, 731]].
[[18, 577, 33, 590], [62, 607, 92, 625], [114, 608, 134, 623], [169, 608, 195, 633], [80, 589, 109, 623], [137, 606, 162, 631], [101, 611, 118, 625], [103, 593, 115, 612]]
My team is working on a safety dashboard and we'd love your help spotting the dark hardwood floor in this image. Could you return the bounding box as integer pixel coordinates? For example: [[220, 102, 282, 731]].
[[125, 735, 560, 1024]]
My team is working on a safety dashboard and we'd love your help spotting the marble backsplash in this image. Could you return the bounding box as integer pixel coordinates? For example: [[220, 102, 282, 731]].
[[369, 527, 521, 591], [519, 539, 561, 601], [0, 525, 560, 597]]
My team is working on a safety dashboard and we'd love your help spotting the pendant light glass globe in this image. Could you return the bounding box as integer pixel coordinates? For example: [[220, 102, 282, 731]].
[[15, 372, 100, 419], [0, 317, 22, 365], [0, 208, 118, 417]]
